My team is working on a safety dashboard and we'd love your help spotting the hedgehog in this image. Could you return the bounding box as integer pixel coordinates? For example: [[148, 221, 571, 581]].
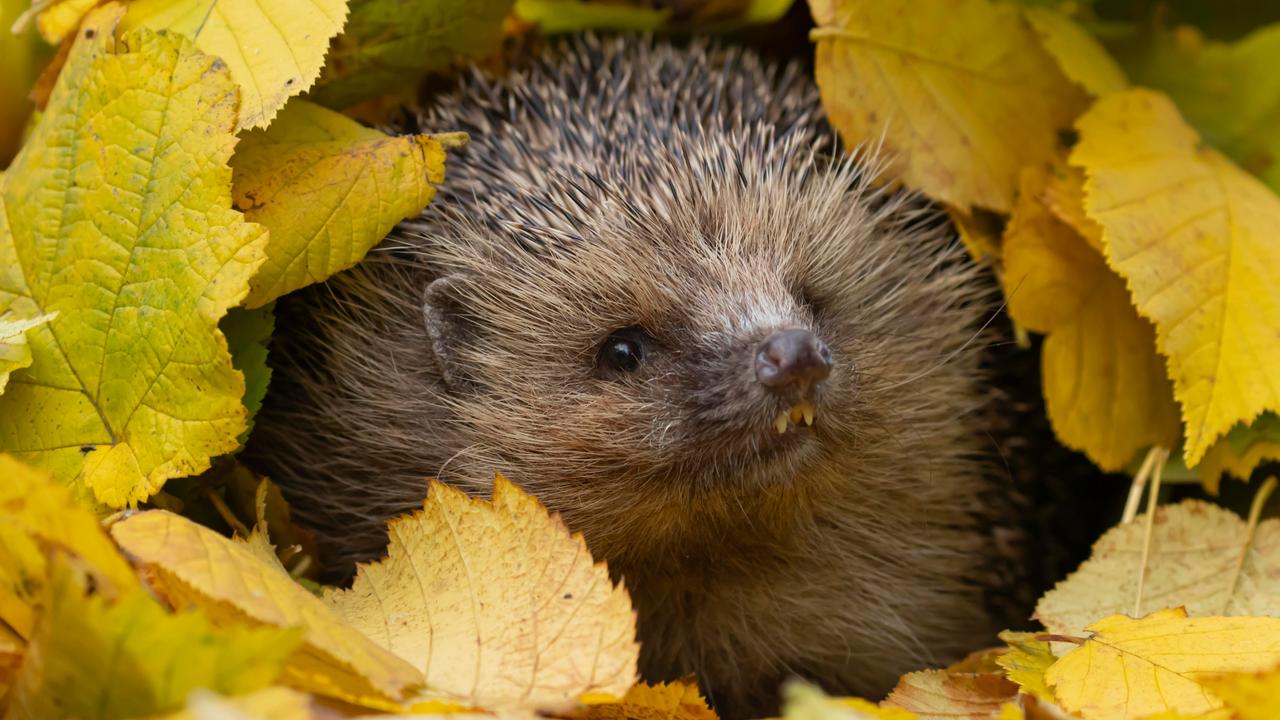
[[247, 36, 1010, 717]]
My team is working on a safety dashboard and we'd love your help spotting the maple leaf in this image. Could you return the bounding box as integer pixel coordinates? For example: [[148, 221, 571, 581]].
[[230, 100, 453, 307], [808, 0, 1088, 212], [1035, 500, 1280, 637], [1002, 163, 1179, 470], [119, 0, 349, 129], [1071, 88, 1280, 467], [323, 475, 639, 710], [0, 4, 268, 508], [109, 509, 425, 710], [1045, 609, 1280, 720], [0, 455, 138, 640], [5, 558, 301, 720], [311, 0, 512, 109]]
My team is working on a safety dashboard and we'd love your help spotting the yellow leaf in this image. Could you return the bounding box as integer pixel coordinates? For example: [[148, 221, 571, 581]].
[[1022, 6, 1126, 96], [312, 0, 512, 109], [109, 509, 424, 710], [1071, 88, 1280, 466], [996, 704, 1023, 720], [946, 207, 1001, 262], [1120, 23, 1280, 194], [579, 678, 718, 720], [1040, 162, 1103, 251], [513, 0, 669, 33], [1036, 500, 1280, 637], [1, 0, 44, 167], [0, 5, 268, 507], [1002, 164, 1179, 470], [0, 455, 137, 639], [884, 669, 1017, 719], [154, 687, 315, 720], [1045, 609, 1280, 720], [5, 558, 301, 720], [1198, 665, 1280, 720], [324, 475, 639, 710], [808, 0, 1088, 211], [27, 0, 99, 42], [0, 312, 54, 394], [1198, 414, 1280, 490], [120, 0, 349, 130], [231, 100, 450, 307], [996, 632, 1055, 703], [782, 680, 917, 720], [0, 621, 22, 691]]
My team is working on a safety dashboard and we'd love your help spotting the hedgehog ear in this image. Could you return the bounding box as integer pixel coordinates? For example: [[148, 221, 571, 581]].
[[422, 275, 478, 391]]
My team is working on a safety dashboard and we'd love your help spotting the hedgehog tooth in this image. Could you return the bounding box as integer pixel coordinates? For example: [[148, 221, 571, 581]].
[[789, 404, 804, 423], [774, 412, 789, 434], [801, 401, 815, 426]]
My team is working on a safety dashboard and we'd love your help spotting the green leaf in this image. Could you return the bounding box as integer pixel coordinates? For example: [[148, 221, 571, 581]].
[[311, 0, 513, 108]]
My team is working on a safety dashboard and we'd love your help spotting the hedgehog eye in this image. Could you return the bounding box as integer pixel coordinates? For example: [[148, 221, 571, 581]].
[[597, 327, 651, 376]]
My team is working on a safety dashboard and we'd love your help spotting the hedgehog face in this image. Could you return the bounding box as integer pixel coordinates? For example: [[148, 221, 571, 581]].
[[415, 155, 983, 562]]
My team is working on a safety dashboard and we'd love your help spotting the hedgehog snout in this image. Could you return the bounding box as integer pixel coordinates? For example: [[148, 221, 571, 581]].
[[754, 328, 832, 435]]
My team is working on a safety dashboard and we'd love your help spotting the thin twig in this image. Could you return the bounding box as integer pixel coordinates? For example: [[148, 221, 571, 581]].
[[1220, 476, 1278, 614], [1123, 447, 1162, 524], [1134, 446, 1169, 617], [205, 487, 250, 538]]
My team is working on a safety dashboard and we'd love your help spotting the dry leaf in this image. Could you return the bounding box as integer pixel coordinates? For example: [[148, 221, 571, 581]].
[[1045, 609, 1280, 720], [154, 687, 316, 720], [1036, 500, 1280, 637], [109, 510, 424, 710], [579, 678, 718, 720], [883, 669, 1017, 719], [324, 475, 639, 710], [1071, 88, 1280, 467]]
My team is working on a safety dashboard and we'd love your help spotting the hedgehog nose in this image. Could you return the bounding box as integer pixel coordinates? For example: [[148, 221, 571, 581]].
[[755, 329, 833, 390]]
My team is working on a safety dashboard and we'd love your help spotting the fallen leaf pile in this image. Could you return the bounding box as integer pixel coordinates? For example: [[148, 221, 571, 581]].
[[3, 0, 1280, 718]]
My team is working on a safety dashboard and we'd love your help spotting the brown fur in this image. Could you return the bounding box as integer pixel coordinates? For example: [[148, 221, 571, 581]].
[[248, 36, 1002, 717]]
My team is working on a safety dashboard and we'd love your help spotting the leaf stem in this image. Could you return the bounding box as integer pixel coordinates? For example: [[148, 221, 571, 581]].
[[1122, 447, 1161, 524], [1133, 446, 1168, 617], [1220, 475, 1278, 614]]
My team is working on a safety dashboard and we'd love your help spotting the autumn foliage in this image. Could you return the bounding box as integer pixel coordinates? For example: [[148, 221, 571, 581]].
[[2, 0, 1280, 718]]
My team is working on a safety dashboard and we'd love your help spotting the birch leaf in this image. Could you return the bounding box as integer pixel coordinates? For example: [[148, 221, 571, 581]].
[[996, 632, 1055, 703], [1002, 164, 1179, 470], [1035, 500, 1280, 637], [1071, 88, 1280, 467], [809, 0, 1088, 211], [110, 509, 425, 710], [1022, 6, 1127, 96], [120, 0, 349, 129], [1121, 23, 1280, 194], [231, 100, 450, 307], [324, 475, 639, 710], [1045, 610, 1280, 720], [0, 5, 268, 507]]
